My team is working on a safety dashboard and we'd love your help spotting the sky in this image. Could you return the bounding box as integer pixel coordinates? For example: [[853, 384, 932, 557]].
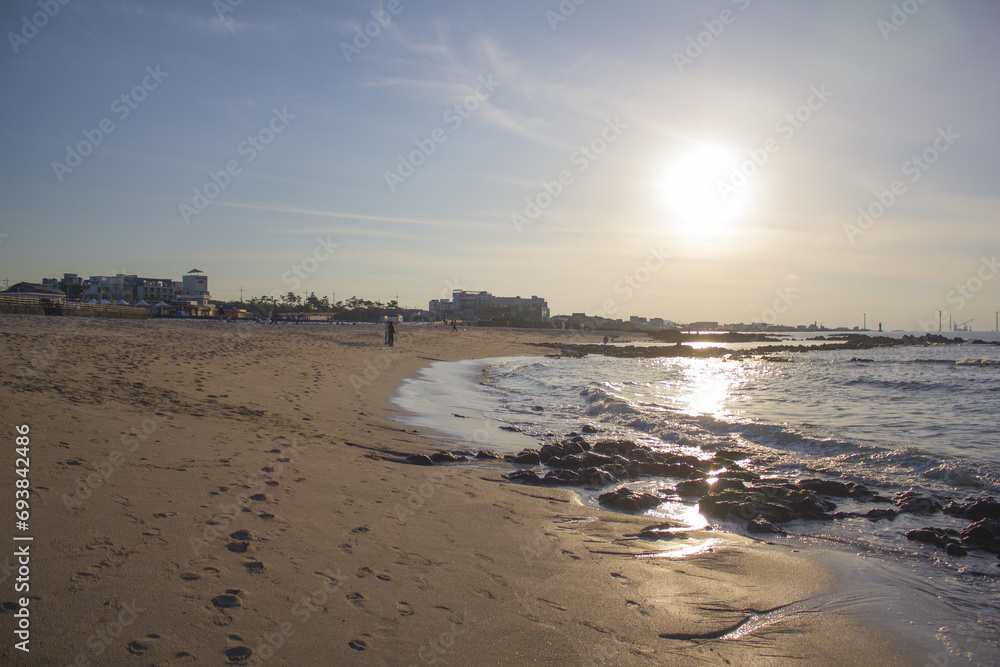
[[1, 0, 999, 330]]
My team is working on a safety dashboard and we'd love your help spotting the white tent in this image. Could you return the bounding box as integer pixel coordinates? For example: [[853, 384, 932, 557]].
[[87, 299, 98, 304], [116, 299, 130, 305], [100, 299, 111, 305], [135, 300, 150, 307], [155, 301, 169, 307]]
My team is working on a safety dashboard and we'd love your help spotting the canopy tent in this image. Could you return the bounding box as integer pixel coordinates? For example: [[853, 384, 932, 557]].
[[116, 299, 130, 305], [86, 299, 98, 304], [135, 300, 150, 306]]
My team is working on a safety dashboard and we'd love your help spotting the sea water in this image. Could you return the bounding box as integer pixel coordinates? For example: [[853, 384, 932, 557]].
[[392, 332, 1000, 663]]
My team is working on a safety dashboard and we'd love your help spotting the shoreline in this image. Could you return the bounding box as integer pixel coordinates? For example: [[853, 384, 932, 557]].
[[0, 315, 918, 665]]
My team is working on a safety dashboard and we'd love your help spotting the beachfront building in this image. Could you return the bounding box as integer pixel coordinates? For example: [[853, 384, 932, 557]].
[[494, 295, 550, 323], [176, 269, 211, 307], [2, 282, 67, 304], [441, 290, 550, 323], [428, 298, 455, 320], [81, 273, 177, 303]]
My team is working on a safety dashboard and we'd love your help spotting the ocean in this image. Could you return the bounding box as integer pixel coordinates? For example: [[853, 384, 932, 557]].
[[392, 331, 1000, 664]]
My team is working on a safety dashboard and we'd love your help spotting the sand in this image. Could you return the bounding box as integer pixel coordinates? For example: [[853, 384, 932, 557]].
[[0, 314, 916, 665]]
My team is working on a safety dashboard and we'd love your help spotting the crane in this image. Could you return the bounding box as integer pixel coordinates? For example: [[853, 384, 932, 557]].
[[954, 318, 974, 332]]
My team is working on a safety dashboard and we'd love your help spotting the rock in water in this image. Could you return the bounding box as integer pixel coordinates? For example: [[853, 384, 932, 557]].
[[597, 487, 663, 512]]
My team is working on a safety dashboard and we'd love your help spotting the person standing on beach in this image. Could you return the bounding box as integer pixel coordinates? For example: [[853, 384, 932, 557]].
[[451, 319, 458, 332], [386, 320, 396, 347]]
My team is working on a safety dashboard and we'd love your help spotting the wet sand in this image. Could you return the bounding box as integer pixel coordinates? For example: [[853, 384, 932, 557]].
[[0, 315, 915, 665]]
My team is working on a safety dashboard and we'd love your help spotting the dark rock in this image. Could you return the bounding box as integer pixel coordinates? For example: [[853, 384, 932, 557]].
[[598, 487, 663, 512], [946, 543, 969, 557], [712, 449, 748, 463], [674, 480, 711, 498], [944, 498, 1000, 522], [248, 493, 268, 502], [499, 425, 521, 432], [848, 483, 874, 499], [864, 508, 898, 521], [512, 450, 541, 465], [230, 529, 255, 541], [475, 450, 498, 459], [960, 518, 1000, 547], [747, 517, 786, 535], [797, 478, 851, 497], [637, 461, 700, 479], [226, 541, 250, 553], [717, 470, 760, 483], [870, 494, 894, 504], [507, 470, 542, 484], [895, 490, 941, 514], [581, 424, 601, 433], [404, 454, 434, 466], [531, 405, 544, 411]]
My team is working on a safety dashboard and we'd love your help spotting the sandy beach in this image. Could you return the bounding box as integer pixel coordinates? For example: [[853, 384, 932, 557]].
[[0, 314, 915, 666]]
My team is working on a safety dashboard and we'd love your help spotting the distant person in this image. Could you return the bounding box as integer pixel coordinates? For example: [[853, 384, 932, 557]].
[[386, 320, 396, 347], [218, 304, 226, 321], [451, 319, 458, 332], [603, 335, 609, 345]]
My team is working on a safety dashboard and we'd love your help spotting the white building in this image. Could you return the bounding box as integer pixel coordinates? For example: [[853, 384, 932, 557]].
[[177, 269, 210, 306]]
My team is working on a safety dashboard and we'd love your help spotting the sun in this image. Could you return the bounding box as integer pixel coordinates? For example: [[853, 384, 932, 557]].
[[660, 143, 748, 237]]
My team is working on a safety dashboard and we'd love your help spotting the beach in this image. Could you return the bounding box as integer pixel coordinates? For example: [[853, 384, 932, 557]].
[[0, 315, 916, 666]]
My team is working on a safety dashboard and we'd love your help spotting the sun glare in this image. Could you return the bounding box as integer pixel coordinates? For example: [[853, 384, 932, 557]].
[[660, 143, 748, 237]]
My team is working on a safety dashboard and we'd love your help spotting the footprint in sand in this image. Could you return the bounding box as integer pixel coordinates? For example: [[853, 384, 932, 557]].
[[242, 561, 264, 572], [626, 600, 651, 616], [180, 572, 201, 581], [562, 550, 582, 561], [397, 601, 414, 617], [224, 646, 253, 663], [348, 639, 367, 651], [345, 593, 364, 608], [351, 526, 369, 534], [610, 572, 627, 583]]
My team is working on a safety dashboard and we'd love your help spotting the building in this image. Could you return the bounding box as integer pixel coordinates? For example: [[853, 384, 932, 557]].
[[494, 295, 550, 322], [176, 269, 211, 306], [2, 282, 66, 304], [441, 290, 549, 323], [428, 299, 455, 320], [134, 277, 176, 304], [81, 273, 178, 303]]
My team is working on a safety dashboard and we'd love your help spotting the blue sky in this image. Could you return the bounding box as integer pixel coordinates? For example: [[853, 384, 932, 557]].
[[1, 0, 998, 329]]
